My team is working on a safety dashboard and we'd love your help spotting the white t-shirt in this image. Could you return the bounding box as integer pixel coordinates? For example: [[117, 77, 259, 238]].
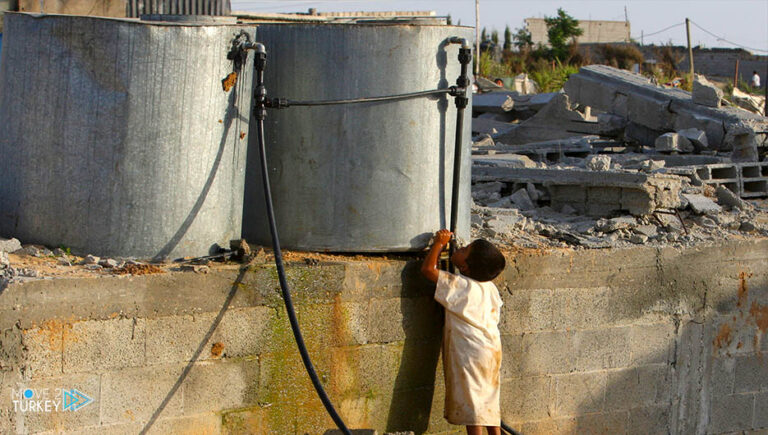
[[435, 270, 503, 426], [752, 73, 761, 88]]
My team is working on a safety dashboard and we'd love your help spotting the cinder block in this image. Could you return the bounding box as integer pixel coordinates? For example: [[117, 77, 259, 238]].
[[552, 287, 625, 331], [500, 334, 523, 381], [221, 404, 294, 435], [709, 393, 755, 434], [734, 353, 768, 393], [553, 371, 607, 416], [627, 93, 674, 131], [377, 386, 435, 434], [574, 410, 629, 435], [499, 288, 552, 334], [100, 364, 185, 424], [520, 331, 573, 375], [367, 297, 442, 344], [330, 344, 400, 397], [14, 372, 100, 433], [628, 406, 670, 435], [711, 356, 736, 398], [629, 322, 676, 365], [182, 359, 259, 414], [571, 327, 631, 371], [20, 322, 63, 378], [755, 391, 768, 428], [605, 365, 671, 410], [586, 202, 621, 217], [500, 376, 552, 421], [63, 318, 146, 373], [520, 417, 576, 435], [620, 188, 653, 214], [297, 302, 371, 348], [146, 414, 222, 434], [145, 307, 273, 365]]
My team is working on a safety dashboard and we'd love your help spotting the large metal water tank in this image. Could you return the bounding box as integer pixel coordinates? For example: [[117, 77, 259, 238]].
[[0, 13, 255, 259], [243, 24, 473, 252]]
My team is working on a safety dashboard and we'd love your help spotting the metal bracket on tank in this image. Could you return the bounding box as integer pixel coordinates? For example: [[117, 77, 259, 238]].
[[227, 30, 257, 73]]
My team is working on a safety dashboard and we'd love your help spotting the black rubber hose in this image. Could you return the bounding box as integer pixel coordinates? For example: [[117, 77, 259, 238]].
[[285, 88, 452, 106], [501, 420, 524, 435], [254, 48, 352, 435]]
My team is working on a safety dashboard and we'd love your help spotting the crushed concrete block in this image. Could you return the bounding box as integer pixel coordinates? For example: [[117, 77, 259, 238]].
[[473, 181, 504, 194], [640, 160, 666, 173], [473, 135, 495, 147], [683, 193, 722, 215], [486, 214, 523, 236], [0, 238, 22, 253], [655, 133, 694, 153], [0, 251, 8, 269], [724, 122, 759, 162], [83, 255, 100, 265], [99, 258, 118, 268], [692, 74, 723, 108], [731, 88, 766, 116], [597, 113, 628, 136], [512, 73, 539, 95], [715, 185, 750, 210], [596, 216, 637, 233], [510, 188, 535, 211], [471, 214, 483, 227], [586, 155, 611, 171], [472, 118, 514, 136], [739, 221, 757, 232], [630, 234, 649, 244], [634, 225, 658, 238], [677, 128, 709, 150], [487, 196, 513, 208]]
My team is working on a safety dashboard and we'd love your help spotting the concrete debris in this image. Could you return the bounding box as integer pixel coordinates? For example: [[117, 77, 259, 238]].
[[715, 185, 750, 210], [731, 88, 766, 116], [655, 132, 694, 153], [683, 193, 722, 215], [639, 159, 666, 173], [474, 136, 595, 164], [739, 221, 757, 232], [563, 65, 768, 154], [692, 74, 723, 108], [597, 113, 628, 136], [586, 155, 611, 171], [629, 234, 648, 244], [473, 135, 495, 148], [471, 117, 515, 136], [676, 128, 709, 151], [596, 216, 637, 232], [0, 237, 22, 253], [472, 92, 515, 113], [526, 183, 542, 201], [83, 255, 100, 265], [0, 252, 8, 270], [475, 76, 502, 93], [512, 73, 539, 95], [99, 258, 119, 268], [473, 166, 683, 216], [723, 122, 759, 162], [510, 188, 536, 211], [472, 154, 539, 169]]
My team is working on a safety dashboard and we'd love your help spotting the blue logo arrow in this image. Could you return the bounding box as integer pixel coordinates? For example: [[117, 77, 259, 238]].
[[62, 389, 92, 411]]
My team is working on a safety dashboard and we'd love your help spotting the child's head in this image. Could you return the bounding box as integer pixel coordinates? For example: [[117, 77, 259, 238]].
[[451, 239, 506, 282]]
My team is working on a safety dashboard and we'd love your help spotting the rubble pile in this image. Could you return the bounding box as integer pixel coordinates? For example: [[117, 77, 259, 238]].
[[470, 65, 768, 250]]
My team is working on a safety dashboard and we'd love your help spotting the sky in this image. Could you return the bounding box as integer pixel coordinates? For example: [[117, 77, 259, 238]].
[[230, 0, 768, 54]]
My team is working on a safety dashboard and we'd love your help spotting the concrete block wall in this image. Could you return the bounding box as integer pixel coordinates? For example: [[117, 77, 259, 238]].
[[1, 239, 768, 434]]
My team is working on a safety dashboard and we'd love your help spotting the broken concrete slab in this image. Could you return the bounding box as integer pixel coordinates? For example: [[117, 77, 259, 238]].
[[655, 132, 694, 153], [563, 65, 768, 152], [472, 91, 515, 113], [724, 121, 759, 162], [692, 74, 723, 108], [472, 154, 538, 169], [683, 193, 722, 215], [731, 88, 766, 116], [473, 166, 684, 216], [494, 93, 601, 145], [596, 216, 637, 232], [471, 117, 515, 136], [475, 136, 594, 163]]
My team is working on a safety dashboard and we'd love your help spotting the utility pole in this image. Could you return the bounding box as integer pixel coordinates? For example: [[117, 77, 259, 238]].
[[475, 0, 480, 76], [733, 58, 740, 90], [685, 18, 694, 81], [641, 30, 643, 46]]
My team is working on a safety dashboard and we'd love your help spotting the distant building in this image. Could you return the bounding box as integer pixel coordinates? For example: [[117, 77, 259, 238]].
[[525, 18, 630, 47]]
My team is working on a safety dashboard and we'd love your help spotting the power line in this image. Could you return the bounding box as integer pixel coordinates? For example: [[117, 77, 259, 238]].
[[633, 22, 684, 39], [689, 19, 768, 53]]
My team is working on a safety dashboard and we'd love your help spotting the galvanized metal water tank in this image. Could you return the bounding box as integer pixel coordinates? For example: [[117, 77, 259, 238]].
[[0, 13, 255, 259], [243, 24, 473, 252]]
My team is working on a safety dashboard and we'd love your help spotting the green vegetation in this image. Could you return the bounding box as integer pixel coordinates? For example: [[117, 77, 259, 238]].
[[544, 8, 583, 62]]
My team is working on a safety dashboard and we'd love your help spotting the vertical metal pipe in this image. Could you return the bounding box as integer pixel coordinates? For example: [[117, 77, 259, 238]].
[[450, 45, 471, 262], [474, 0, 480, 76]]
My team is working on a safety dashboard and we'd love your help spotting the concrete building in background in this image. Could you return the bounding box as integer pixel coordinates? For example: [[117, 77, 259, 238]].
[[526, 18, 631, 47]]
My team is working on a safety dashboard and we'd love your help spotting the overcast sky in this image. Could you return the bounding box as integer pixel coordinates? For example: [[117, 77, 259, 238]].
[[231, 0, 768, 54]]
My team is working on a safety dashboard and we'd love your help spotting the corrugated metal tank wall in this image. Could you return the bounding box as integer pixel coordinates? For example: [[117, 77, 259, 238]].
[[243, 24, 474, 252], [0, 13, 255, 259]]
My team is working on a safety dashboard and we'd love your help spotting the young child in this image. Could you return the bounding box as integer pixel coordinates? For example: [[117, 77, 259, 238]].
[[421, 229, 506, 435]]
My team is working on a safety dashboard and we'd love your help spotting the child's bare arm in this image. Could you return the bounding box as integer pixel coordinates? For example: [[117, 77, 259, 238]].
[[421, 229, 452, 283]]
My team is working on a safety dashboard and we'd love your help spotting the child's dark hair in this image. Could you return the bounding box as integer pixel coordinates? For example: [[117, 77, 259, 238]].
[[465, 239, 506, 282]]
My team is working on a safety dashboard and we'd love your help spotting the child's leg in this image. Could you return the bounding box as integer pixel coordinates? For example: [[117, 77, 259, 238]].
[[466, 426, 483, 435], [485, 426, 501, 435]]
